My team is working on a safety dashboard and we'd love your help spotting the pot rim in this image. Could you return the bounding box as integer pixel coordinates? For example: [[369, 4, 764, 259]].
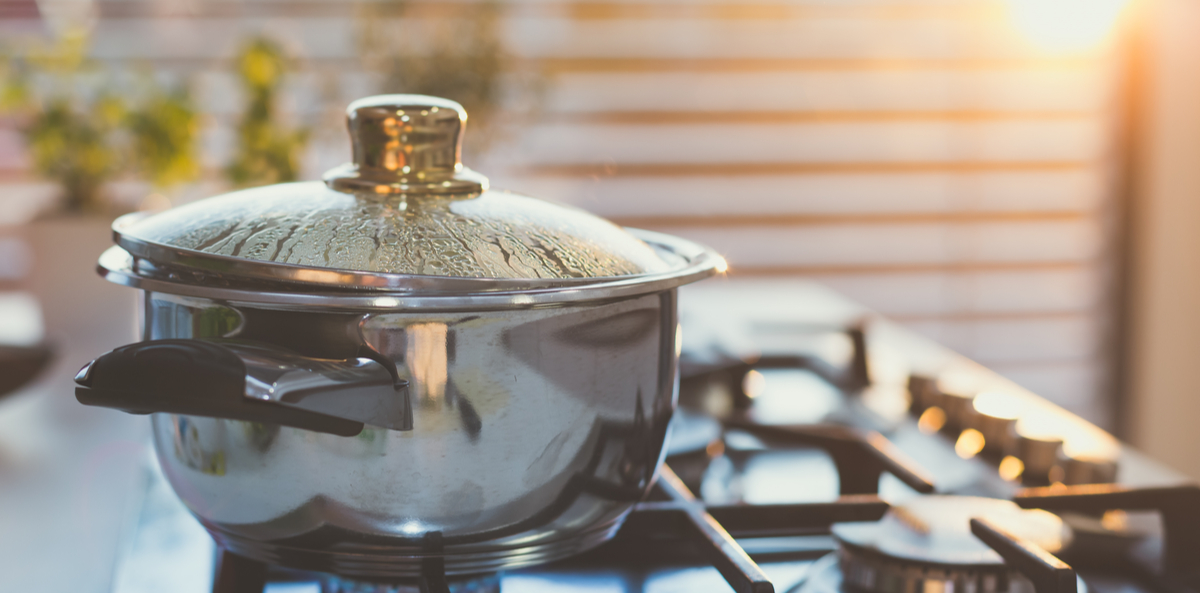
[[98, 228, 724, 311], [114, 211, 695, 292]]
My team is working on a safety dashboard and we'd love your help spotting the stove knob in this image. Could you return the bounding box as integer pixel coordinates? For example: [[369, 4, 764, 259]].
[[939, 389, 976, 431], [1062, 455, 1119, 485], [909, 374, 979, 435], [972, 392, 1021, 456], [1015, 418, 1064, 483], [934, 373, 988, 431], [906, 374, 938, 413]]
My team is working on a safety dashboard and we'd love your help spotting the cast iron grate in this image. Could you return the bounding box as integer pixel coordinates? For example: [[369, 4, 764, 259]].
[[208, 462, 894, 593], [205, 322, 1165, 593], [210, 462, 1102, 593]]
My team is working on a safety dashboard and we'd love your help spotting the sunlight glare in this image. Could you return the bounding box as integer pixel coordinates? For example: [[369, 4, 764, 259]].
[[1006, 0, 1129, 53], [742, 369, 766, 399], [917, 407, 946, 434], [973, 391, 1023, 420], [955, 429, 986, 459], [998, 455, 1025, 481]]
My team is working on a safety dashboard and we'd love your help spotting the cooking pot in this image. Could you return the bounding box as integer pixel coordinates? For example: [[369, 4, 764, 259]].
[[74, 95, 721, 578]]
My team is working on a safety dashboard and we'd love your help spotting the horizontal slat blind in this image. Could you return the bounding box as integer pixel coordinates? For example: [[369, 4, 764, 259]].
[[0, 0, 1123, 425]]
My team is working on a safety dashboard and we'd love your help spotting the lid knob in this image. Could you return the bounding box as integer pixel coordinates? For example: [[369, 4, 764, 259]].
[[324, 94, 488, 195]]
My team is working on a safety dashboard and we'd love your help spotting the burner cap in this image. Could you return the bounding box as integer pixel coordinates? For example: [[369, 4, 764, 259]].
[[834, 496, 1066, 566], [830, 496, 1071, 593]]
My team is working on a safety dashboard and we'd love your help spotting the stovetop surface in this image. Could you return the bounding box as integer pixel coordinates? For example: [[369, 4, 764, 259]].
[[110, 281, 1191, 593]]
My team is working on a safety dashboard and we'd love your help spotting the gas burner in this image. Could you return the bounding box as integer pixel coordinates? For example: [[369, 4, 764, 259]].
[[803, 496, 1072, 593], [320, 573, 500, 593]]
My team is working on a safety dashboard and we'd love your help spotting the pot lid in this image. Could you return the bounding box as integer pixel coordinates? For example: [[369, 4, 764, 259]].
[[113, 95, 674, 290]]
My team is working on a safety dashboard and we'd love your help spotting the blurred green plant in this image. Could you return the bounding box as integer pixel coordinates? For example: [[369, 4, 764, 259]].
[[0, 32, 200, 212], [126, 84, 201, 190], [23, 94, 126, 212], [356, 1, 544, 157], [225, 37, 309, 188], [0, 31, 200, 212]]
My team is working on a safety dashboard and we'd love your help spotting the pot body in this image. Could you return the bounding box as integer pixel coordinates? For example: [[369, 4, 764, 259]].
[[141, 289, 679, 578]]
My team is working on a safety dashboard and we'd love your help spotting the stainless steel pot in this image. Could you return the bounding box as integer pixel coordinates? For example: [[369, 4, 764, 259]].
[[75, 95, 721, 578]]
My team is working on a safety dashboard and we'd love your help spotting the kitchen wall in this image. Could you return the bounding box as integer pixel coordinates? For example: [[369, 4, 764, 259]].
[[0, 0, 1130, 428], [1125, 0, 1200, 479]]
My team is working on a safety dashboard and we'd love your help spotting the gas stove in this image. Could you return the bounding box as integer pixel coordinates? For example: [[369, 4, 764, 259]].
[[110, 281, 1196, 593]]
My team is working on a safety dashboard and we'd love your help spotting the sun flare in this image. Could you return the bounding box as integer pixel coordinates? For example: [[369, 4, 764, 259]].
[[1006, 0, 1130, 53]]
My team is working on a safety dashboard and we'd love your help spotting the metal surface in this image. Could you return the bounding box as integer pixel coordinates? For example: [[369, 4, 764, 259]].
[[211, 550, 267, 593], [1060, 458, 1119, 486], [1016, 431, 1065, 483], [323, 95, 489, 196], [797, 552, 1075, 593], [970, 518, 1078, 593], [973, 393, 1020, 457], [723, 421, 937, 496], [116, 95, 683, 286], [831, 497, 1066, 593], [1015, 484, 1200, 575], [909, 372, 1121, 487], [833, 496, 1065, 565], [137, 288, 682, 577], [90, 90, 723, 576], [656, 466, 775, 593], [231, 344, 407, 431], [101, 228, 721, 308]]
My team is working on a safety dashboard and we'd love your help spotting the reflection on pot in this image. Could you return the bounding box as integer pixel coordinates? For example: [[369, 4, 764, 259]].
[[171, 415, 226, 476], [406, 322, 448, 407], [146, 293, 244, 340], [243, 422, 279, 451], [74, 93, 721, 579], [321, 426, 389, 459]]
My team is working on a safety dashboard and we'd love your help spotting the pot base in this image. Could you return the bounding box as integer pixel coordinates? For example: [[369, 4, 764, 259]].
[[205, 517, 625, 579]]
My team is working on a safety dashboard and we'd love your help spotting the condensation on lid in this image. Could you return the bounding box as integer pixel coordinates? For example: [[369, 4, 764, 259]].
[[119, 181, 671, 281]]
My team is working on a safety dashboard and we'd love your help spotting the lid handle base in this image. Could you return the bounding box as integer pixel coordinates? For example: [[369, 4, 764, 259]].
[[324, 94, 488, 196]]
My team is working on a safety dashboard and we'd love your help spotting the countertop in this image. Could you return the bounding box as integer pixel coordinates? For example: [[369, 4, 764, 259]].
[[0, 218, 148, 593]]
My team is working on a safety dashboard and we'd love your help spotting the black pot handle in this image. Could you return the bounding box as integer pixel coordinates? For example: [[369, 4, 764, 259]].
[[74, 339, 405, 437]]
